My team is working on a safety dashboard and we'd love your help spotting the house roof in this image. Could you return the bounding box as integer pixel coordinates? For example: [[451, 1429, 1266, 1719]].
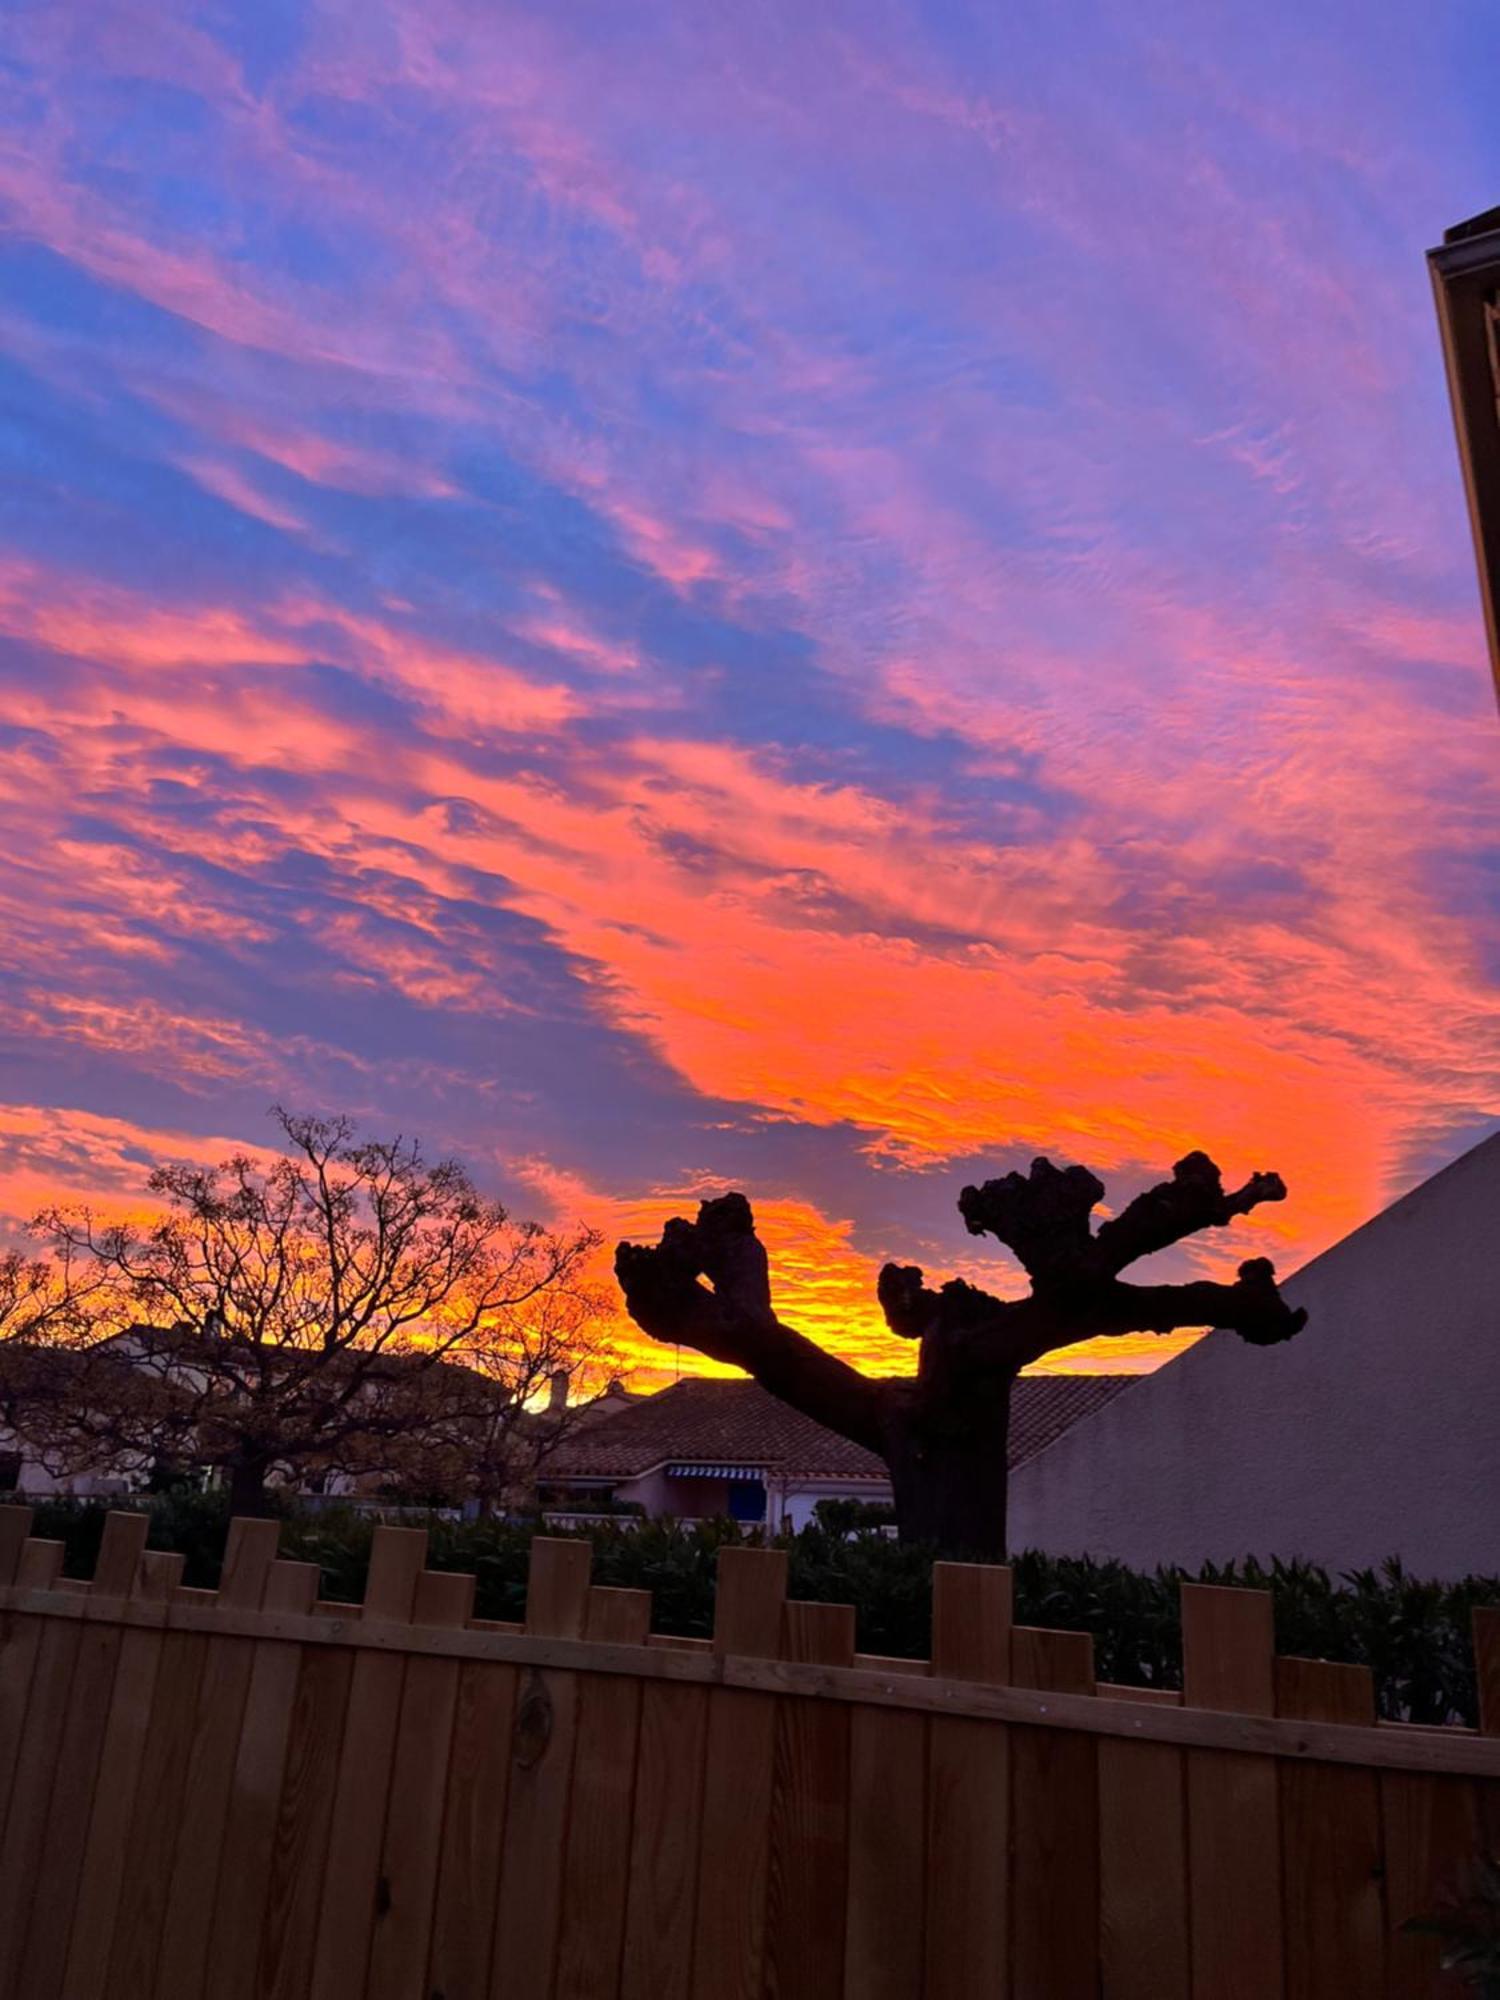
[[544, 1373, 1137, 1484]]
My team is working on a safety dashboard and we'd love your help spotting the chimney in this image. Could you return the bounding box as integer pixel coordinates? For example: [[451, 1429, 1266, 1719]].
[[548, 1369, 570, 1413]]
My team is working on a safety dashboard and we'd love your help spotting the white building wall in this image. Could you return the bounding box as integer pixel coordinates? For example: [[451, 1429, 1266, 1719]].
[[1006, 1133, 1500, 1579], [775, 1480, 894, 1532]]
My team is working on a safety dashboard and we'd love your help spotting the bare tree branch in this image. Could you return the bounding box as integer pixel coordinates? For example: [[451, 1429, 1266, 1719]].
[[1092, 1151, 1289, 1275], [615, 1193, 889, 1454]]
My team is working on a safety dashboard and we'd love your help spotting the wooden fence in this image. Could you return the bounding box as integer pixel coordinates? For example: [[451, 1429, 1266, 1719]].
[[0, 1508, 1497, 2000]]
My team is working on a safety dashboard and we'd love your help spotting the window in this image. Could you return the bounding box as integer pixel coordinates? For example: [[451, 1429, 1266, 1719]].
[[726, 1478, 766, 1525]]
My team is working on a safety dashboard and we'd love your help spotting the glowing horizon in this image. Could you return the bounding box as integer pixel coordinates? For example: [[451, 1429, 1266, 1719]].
[[1, 3, 1497, 1388]]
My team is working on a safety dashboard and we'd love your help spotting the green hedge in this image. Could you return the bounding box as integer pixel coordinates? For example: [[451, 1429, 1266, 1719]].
[[12, 1492, 1498, 1726]]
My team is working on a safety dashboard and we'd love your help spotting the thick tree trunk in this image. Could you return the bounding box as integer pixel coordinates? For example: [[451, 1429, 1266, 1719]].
[[227, 1453, 272, 1516], [883, 1372, 1015, 1560]]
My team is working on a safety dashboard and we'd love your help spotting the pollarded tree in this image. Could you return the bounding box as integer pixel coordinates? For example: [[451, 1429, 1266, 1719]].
[[616, 1151, 1307, 1557]]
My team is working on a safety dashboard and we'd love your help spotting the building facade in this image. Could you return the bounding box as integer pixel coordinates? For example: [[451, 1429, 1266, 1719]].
[[1006, 1132, 1500, 1577]]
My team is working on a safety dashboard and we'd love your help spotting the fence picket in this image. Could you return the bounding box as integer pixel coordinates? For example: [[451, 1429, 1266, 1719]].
[[0, 1504, 29, 1584], [1380, 1771, 1482, 1998], [426, 1653, 518, 2000], [555, 1585, 654, 2000], [1276, 1657, 1385, 2000], [153, 1516, 282, 2000], [620, 1677, 711, 2000], [11, 1510, 151, 2000], [206, 1559, 326, 2000], [844, 1680, 926, 2000], [491, 1536, 593, 1999], [366, 1568, 475, 2000], [1182, 1582, 1285, 2000], [0, 1534, 53, 1842], [0, 1513, 1496, 2000], [925, 1561, 1014, 2000], [689, 1546, 790, 2000], [763, 1601, 857, 2000], [1098, 1685, 1190, 2000], [305, 1524, 428, 2000], [1011, 1624, 1099, 1998], [1475, 1608, 1500, 1738], [64, 1550, 189, 2000]]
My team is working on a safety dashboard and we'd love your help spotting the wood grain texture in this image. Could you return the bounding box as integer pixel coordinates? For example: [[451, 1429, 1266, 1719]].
[[1276, 1657, 1385, 2000], [843, 1699, 927, 2000], [1380, 1772, 1482, 2000], [202, 1561, 326, 2000], [63, 1551, 186, 2000], [106, 1619, 211, 2000], [689, 1547, 790, 2000], [1097, 1732, 1189, 2000], [365, 1569, 474, 2000], [621, 1680, 710, 2000], [425, 1660, 518, 2000], [1182, 1584, 1285, 2000], [1011, 1625, 1099, 2000], [11, 1516, 151, 2000], [764, 1602, 856, 2000], [925, 1562, 1013, 2000], [555, 1586, 653, 2000], [3, 1521, 1500, 2000], [0, 1599, 84, 2000], [0, 1543, 60, 1841], [490, 1536, 593, 2000], [4, 1579, 1500, 1776], [154, 1523, 282, 2000], [307, 1526, 428, 2000]]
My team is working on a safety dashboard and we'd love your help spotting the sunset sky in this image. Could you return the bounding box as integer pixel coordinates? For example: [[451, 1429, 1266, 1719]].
[[2, 2, 1498, 1381]]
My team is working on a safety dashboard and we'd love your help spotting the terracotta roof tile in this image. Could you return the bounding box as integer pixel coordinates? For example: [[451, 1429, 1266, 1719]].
[[546, 1374, 1136, 1483]]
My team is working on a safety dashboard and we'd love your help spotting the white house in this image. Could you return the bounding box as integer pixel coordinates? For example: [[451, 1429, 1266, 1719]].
[[543, 1372, 1134, 1531], [1006, 1130, 1500, 1578]]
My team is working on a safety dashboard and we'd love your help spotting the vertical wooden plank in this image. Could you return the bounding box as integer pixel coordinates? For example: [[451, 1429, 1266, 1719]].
[[555, 1585, 654, 2000], [0, 1543, 77, 2000], [1275, 1657, 1384, 2000], [1475, 1608, 1500, 1737], [307, 1524, 427, 2000], [490, 1536, 593, 2000], [1098, 1685, 1190, 2000], [689, 1544, 790, 2000], [0, 1504, 30, 1583], [1010, 1625, 1099, 2000], [1381, 1773, 1481, 1999], [153, 1516, 282, 2000], [203, 1558, 324, 2000], [9, 1509, 150, 2000], [365, 1568, 475, 2000], [67, 1551, 192, 2000], [925, 1561, 1013, 2000], [1182, 1583, 1284, 2000], [620, 1679, 711, 2000], [426, 1655, 519, 2000], [843, 1684, 927, 2000], [764, 1600, 856, 2000], [93, 1509, 153, 1595], [14, 1534, 64, 1586], [0, 1534, 55, 1832], [111, 1616, 218, 2000]]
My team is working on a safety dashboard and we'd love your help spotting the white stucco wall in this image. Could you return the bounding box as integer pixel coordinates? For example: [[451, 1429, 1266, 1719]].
[[1006, 1133, 1500, 1579], [776, 1479, 894, 1532]]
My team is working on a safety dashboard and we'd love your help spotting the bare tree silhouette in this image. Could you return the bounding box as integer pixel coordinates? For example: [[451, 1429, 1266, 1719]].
[[617, 1151, 1305, 1556]]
